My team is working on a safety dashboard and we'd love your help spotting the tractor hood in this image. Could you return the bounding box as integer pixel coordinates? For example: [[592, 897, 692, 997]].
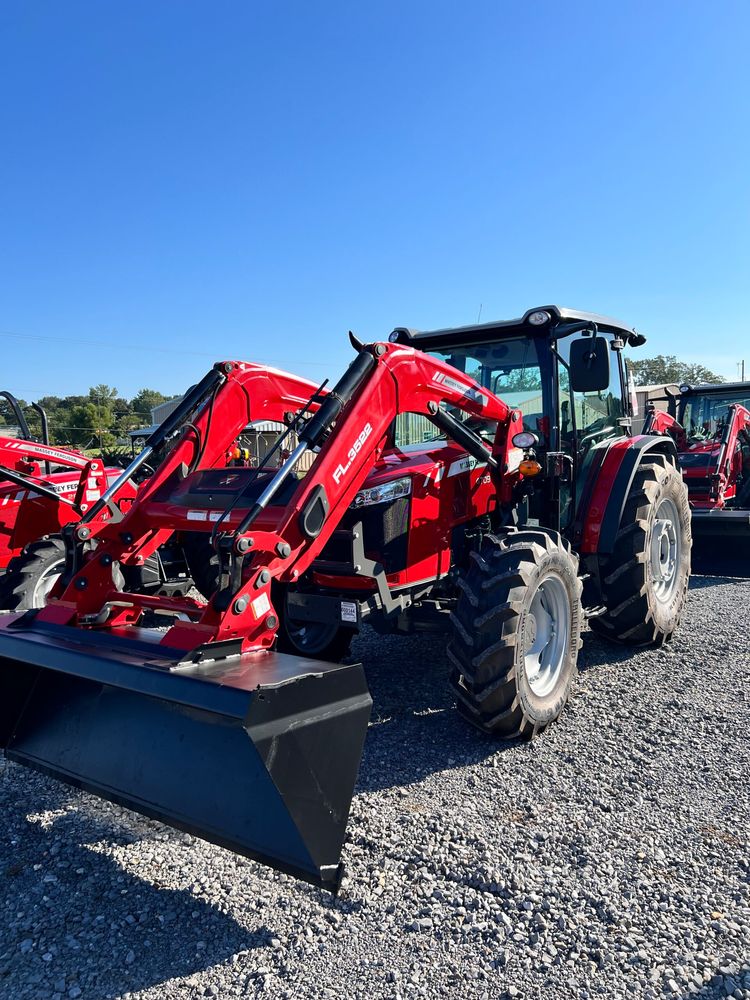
[[678, 442, 721, 473], [364, 441, 466, 488], [361, 439, 489, 488]]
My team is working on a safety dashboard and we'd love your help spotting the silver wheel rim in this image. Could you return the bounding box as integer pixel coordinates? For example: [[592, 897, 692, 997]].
[[31, 558, 65, 606], [523, 573, 570, 698], [650, 497, 680, 603]]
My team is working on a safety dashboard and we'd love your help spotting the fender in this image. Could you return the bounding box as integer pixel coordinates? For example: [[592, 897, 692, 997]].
[[578, 435, 679, 554]]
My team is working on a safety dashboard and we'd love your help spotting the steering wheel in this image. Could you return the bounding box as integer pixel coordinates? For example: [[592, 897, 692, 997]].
[[577, 419, 614, 452]]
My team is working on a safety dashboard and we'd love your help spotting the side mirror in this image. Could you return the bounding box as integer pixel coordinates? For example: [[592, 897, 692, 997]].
[[568, 336, 610, 393]]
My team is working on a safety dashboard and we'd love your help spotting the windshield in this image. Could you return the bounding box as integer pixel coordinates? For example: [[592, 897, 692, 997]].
[[682, 392, 750, 443], [393, 337, 545, 448]]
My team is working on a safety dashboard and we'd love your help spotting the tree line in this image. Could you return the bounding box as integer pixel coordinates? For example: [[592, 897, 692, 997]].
[[0, 355, 729, 452], [0, 385, 171, 450], [625, 355, 725, 387]]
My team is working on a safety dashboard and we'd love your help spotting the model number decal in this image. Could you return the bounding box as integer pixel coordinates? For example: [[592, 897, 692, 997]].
[[333, 422, 372, 485]]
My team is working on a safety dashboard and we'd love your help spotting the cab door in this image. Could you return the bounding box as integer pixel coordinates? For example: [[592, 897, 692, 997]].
[[556, 332, 628, 531]]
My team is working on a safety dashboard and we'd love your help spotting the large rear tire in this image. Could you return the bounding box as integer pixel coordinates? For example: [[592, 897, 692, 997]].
[[590, 454, 691, 646], [448, 529, 583, 739], [0, 535, 66, 610]]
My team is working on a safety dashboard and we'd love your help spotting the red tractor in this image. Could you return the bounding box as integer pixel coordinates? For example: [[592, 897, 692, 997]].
[[0, 391, 193, 608], [0, 307, 691, 890], [0, 390, 138, 607], [643, 380, 750, 536]]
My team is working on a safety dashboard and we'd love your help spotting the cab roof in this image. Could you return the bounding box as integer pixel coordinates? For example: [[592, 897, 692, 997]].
[[681, 380, 750, 396], [390, 305, 645, 348]]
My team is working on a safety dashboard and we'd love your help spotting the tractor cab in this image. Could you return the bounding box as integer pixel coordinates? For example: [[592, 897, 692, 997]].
[[673, 381, 750, 530], [389, 305, 646, 537], [676, 381, 750, 442]]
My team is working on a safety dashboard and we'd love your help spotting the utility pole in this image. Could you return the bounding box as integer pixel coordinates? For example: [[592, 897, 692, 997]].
[[739, 360, 746, 382]]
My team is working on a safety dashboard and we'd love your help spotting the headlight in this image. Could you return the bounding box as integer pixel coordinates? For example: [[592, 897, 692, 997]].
[[512, 430, 539, 449], [528, 310, 551, 326], [351, 476, 411, 508]]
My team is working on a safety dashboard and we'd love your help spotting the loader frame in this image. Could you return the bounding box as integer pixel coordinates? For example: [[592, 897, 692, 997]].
[[33, 349, 523, 656]]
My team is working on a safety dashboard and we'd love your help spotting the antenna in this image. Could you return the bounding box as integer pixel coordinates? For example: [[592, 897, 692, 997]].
[[477, 303, 483, 323]]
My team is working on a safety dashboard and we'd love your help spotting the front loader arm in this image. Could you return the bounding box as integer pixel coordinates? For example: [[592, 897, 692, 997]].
[[38, 343, 520, 656], [0, 436, 93, 477], [44, 363, 326, 612], [714, 403, 750, 503], [641, 406, 687, 449], [190, 344, 517, 648]]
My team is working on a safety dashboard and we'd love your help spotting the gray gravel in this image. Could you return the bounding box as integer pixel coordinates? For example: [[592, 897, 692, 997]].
[[1, 551, 748, 1000]]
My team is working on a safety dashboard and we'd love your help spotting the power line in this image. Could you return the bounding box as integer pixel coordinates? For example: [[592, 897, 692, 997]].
[[0, 328, 335, 368]]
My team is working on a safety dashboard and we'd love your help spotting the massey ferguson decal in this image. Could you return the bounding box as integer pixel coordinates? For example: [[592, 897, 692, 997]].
[[4, 440, 88, 466], [431, 370, 488, 407], [333, 422, 372, 485], [0, 478, 81, 504], [447, 455, 486, 478]]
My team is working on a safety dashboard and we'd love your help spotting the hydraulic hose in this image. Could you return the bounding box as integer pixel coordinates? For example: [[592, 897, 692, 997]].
[[427, 406, 498, 470], [300, 349, 376, 448], [79, 365, 227, 525], [234, 348, 378, 536]]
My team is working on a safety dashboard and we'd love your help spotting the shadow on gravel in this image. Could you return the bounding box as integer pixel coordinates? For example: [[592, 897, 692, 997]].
[[352, 622, 639, 794], [0, 773, 263, 999], [673, 963, 750, 999]]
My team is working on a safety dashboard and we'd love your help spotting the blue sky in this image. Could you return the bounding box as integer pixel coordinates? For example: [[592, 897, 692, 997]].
[[1, 1, 748, 399]]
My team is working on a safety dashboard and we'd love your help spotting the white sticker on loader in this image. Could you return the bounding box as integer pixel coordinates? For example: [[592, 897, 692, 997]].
[[340, 601, 357, 623], [251, 592, 271, 619]]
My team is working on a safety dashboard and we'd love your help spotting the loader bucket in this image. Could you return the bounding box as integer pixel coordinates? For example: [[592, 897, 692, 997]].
[[0, 615, 371, 891]]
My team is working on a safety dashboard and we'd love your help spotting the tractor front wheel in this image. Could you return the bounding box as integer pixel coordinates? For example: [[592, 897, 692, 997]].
[[448, 529, 583, 739], [276, 587, 354, 662], [182, 533, 353, 661], [591, 453, 691, 646]]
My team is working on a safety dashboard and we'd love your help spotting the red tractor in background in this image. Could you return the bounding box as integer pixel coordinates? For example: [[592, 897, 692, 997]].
[[0, 390, 191, 608], [0, 307, 692, 890], [0, 390, 137, 607], [643, 380, 750, 536]]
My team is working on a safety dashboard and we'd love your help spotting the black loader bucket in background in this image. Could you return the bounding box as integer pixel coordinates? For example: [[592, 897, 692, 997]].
[[0, 614, 372, 891]]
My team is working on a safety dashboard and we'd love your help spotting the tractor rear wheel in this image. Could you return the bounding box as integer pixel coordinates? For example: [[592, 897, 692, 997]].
[[590, 453, 691, 646], [448, 529, 583, 739], [0, 535, 66, 610]]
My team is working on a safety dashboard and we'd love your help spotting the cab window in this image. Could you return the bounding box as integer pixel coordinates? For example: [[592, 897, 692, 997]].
[[394, 336, 546, 448], [557, 333, 625, 448]]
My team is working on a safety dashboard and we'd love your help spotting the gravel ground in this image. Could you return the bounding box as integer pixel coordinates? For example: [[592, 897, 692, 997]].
[[0, 547, 748, 1000]]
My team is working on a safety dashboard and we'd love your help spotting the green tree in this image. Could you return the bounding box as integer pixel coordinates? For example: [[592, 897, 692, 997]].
[[131, 388, 168, 418], [626, 355, 726, 387]]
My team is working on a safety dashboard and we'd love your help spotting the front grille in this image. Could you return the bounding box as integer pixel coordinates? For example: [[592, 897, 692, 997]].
[[320, 497, 410, 573]]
